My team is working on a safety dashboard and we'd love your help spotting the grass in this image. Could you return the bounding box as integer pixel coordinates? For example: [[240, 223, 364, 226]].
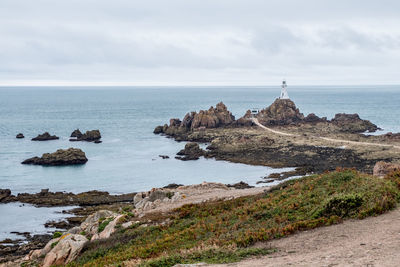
[[68, 169, 400, 267], [98, 218, 113, 233]]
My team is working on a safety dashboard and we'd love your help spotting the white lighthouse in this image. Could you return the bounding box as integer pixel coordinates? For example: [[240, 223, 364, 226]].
[[280, 79, 289, 99]]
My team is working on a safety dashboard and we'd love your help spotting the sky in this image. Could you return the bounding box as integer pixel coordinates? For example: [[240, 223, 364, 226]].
[[1, 0, 400, 86]]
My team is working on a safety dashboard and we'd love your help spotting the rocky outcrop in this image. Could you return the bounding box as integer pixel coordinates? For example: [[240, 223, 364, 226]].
[[21, 148, 88, 166], [253, 99, 304, 126], [70, 129, 82, 138], [0, 189, 11, 202], [304, 113, 327, 123], [332, 113, 378, 133], [70, 130, 101, 142], [1, 189, 135, 206], [154, 102, 235, 136], [79, 210, 117, 237], [42, 234, 88, 267], [373, 161, 400, 178], [31, 132, 59, 141], [176, 142, 205, 160], [16, 133, 24, 139]]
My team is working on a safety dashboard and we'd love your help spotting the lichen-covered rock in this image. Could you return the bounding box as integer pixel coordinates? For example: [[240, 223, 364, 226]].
[[373, 161, 400, 178], [176, 142, 205, 160], [16, 133, 24, 139], [332, 113, 378, 133], [31, 132, 59, 141], [42, 234, 88, 267], [21, 148, 88, 166]]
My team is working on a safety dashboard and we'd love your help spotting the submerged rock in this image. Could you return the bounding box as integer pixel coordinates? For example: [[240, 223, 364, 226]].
[[16, 133, 25, 139], [227, 181, 254, 189], [21, 148, 88, 166], [31, 132, 59, 141], [373, 161, 400, 178], [0, 189, 11, 202]]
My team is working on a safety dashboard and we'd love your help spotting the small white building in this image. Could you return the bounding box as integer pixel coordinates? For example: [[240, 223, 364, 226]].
[[280, 79, 290, 99]]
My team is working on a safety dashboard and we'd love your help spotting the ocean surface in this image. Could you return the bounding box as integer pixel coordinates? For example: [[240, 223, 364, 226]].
[[0, 85, 399, 240]]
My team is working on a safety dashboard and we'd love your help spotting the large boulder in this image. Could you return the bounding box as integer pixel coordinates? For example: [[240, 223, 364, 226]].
[[21, 148, 88, 166], [79, 210, 117, 236], [253, 99, 304, 126], [332, 113, 378, 133], [176, 142, 205, 160], [373, 161, 400, 178], [31, 132, 59, 141], [42, 234, 88, 267]]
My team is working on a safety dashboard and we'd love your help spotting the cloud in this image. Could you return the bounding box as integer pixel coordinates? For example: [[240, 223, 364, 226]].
[[0, 0, 400, 85]]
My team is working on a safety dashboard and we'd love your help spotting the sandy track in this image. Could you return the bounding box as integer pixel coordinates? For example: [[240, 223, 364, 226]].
[[251, 118, 400, 150], [209, 207, 400, 267]]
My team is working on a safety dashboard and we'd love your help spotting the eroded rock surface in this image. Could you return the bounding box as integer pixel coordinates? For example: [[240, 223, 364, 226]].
[[373, 161, 400, 178], [21, 148, 88, 166]]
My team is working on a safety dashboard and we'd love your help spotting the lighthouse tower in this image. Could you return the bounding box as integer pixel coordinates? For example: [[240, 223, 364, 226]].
[[280, 79, 289, 99]]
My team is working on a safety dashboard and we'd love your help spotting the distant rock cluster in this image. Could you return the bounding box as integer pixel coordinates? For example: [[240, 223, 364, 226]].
[[154, 99, 379, 136]]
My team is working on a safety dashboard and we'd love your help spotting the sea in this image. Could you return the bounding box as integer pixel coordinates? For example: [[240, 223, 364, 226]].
[[0, 85, 399, 240]]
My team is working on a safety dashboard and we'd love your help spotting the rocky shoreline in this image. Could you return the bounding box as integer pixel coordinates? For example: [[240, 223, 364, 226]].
[[154, 99, 400, 174]]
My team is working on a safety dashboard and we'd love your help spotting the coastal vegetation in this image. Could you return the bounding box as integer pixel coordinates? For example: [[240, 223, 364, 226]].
[[68, 169, 400, 266]]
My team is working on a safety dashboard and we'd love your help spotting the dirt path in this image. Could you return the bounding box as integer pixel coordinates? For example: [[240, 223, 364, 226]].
[[209, 207, 400, 267], [251, 118, 400, 150]]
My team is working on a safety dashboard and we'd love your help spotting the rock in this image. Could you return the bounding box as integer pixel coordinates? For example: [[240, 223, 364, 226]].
[[42, 234, 88, 267], [373, 161, 400, 178], [304, 113, 327, 123], [16, 133, 24, 139], [189, 102, 235, 130], [0, 189, 11, 202], [91, 214, 124, 241], [153, 125, 164, 134], [227, 181, 254, 189], [94, 140, 102, 144], [159, 155, 169, 159], [70, 130, 101, 142], [176, 142, 205, 160], [332, 113, 378, 133], [79, 210, 116, 236], [21, 148, 88, 166], [31, 132, 59, 141], [12, 190, 135, 207], [163, 183, 184, 189], [70, 129, 82, 138], [252, 98, 304, 126]]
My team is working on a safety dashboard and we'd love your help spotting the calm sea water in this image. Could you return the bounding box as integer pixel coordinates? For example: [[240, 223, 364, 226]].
[[0, 85, 399, 240]]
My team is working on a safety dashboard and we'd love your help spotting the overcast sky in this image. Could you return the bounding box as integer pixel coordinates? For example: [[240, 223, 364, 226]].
[[1, 0, 400, 86]]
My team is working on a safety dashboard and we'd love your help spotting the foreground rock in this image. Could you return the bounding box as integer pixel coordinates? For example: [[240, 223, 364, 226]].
[[16, 133, 24, 139], [176, 142, 205, 160], [31, 132, 59, 141], [70, 129, 101, 142], [21, 148, 88, 166], [0, 189, 136, 206], [373, 161, 400, 178]]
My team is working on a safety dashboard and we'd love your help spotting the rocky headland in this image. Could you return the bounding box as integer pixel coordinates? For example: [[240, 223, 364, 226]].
[[154, 99, 400, 174], [21, 148, 88, 166]]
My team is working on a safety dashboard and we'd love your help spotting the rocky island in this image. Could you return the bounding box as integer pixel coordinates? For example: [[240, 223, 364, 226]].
[[31, 132, 59, 141], [21, 148, 88, 166]]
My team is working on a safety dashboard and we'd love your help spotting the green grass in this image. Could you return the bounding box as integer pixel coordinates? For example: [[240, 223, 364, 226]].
[[68, 169, 400, 267], [98, 218, 113, 233]]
